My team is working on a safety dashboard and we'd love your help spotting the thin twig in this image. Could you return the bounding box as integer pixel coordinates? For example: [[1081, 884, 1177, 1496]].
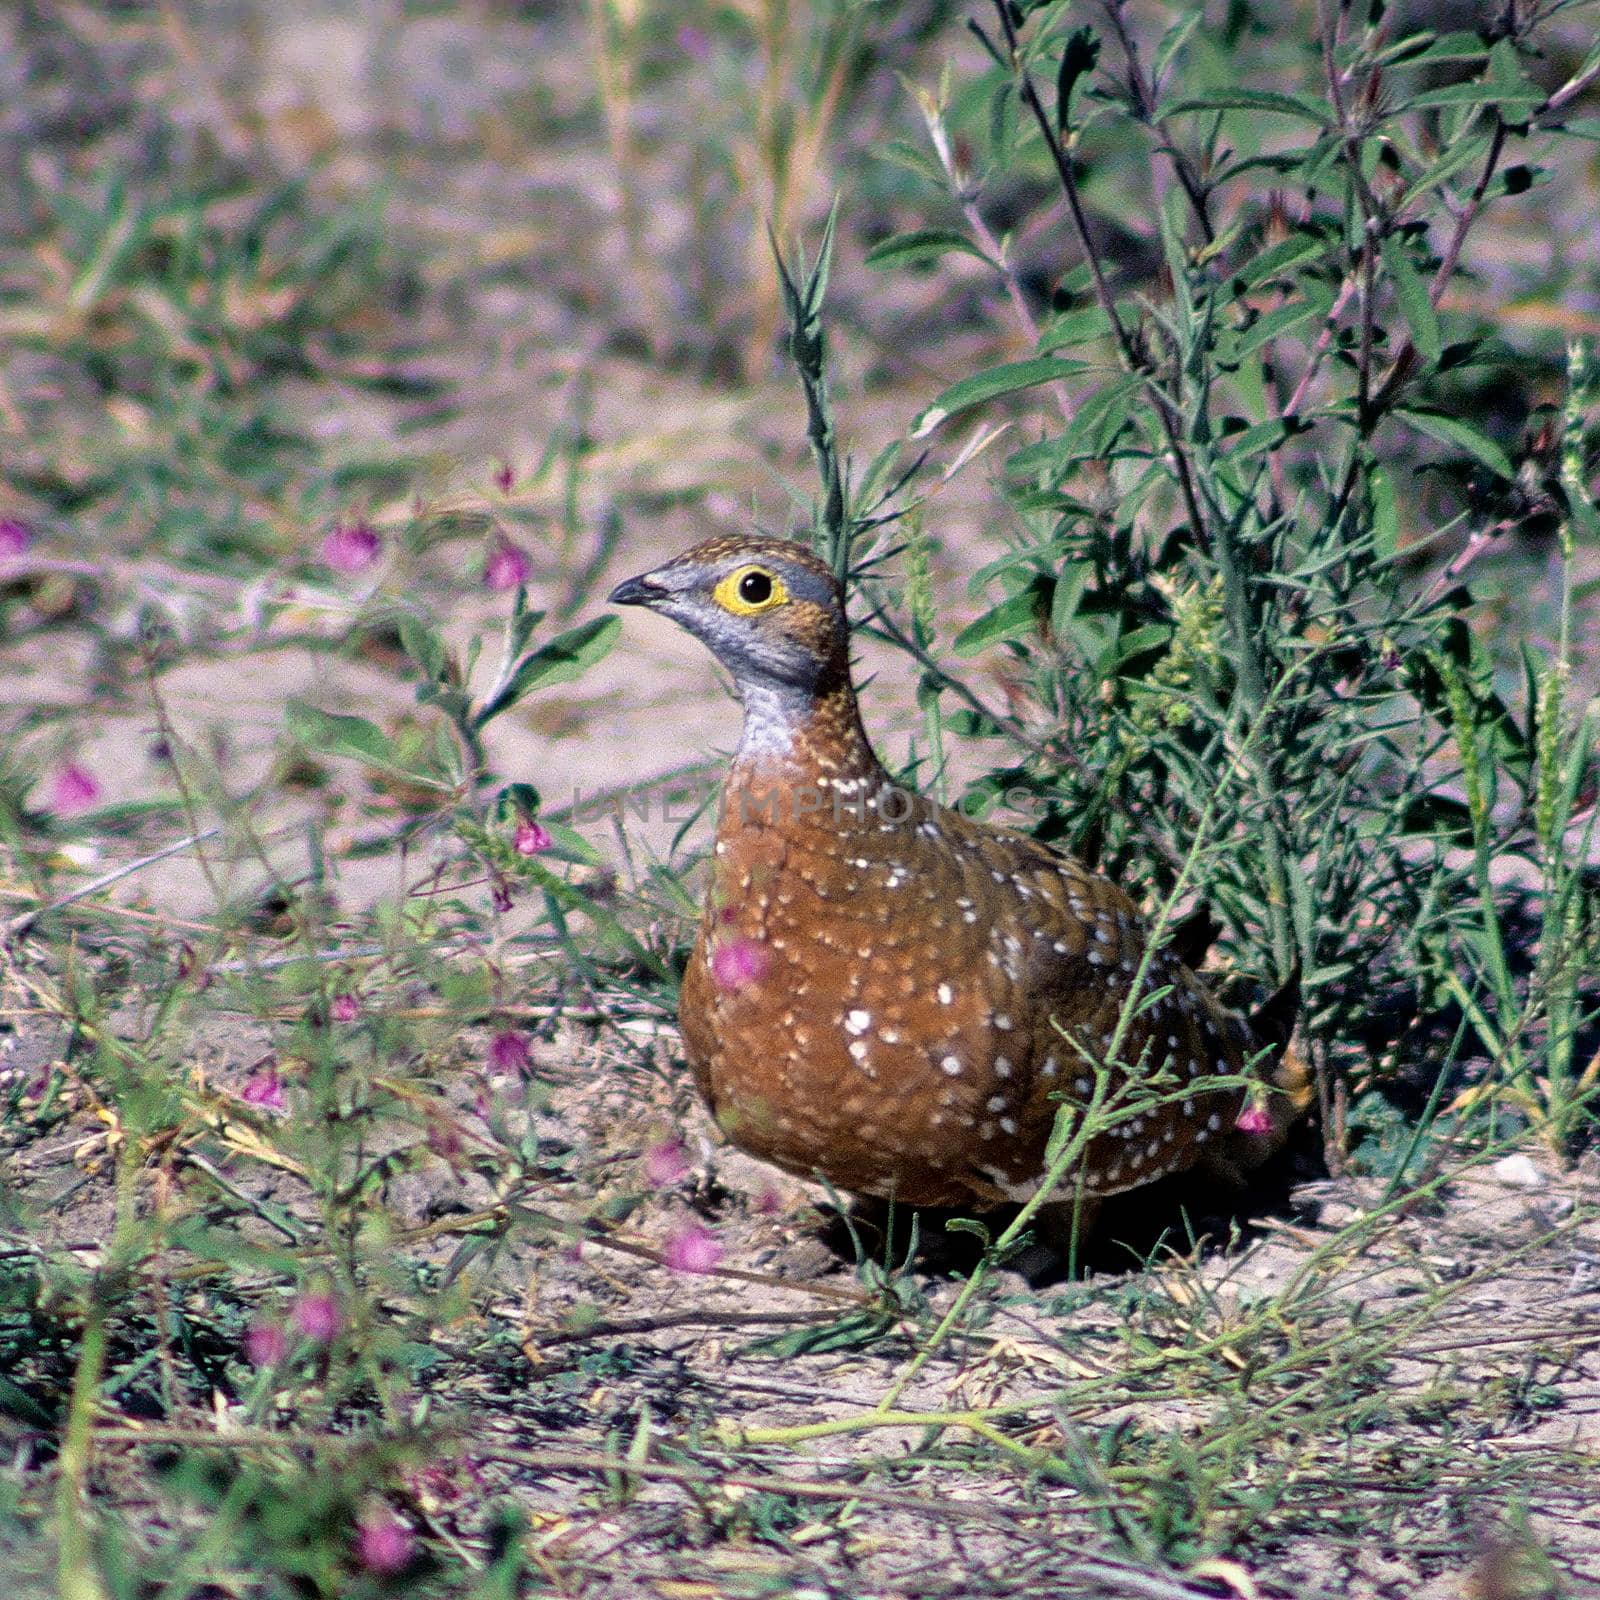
[[983, 2, 1210, 546], [5, 827, 222, 938], [1099, 0, 1215, 244]]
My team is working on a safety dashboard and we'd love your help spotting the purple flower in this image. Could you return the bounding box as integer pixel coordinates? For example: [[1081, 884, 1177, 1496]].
[[244, 1318, 288, 1367], [662, 1220, 724, 1275], [492, 461, 515, 495], [330, 993, 360, 1023], [240, 1063, 286, 1113], [484, 536, 531, 593], [355, 1513, 416, 1575], [676, 23, 711, 59], [487, 1030, 532, 1075], [710, 937, 768, 991], [291, 1293, 342, 1343], [1235, 1103, 1273, 1135], [320, 520, 382, 574], [0, 518, 30, 557], [513, 818, 552, 856], [643, 1138, 690, 1188], [47, 762, 100, 816]]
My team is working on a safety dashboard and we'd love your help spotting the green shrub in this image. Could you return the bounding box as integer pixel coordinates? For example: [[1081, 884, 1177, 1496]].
[[794, 0, 1600, 1164]]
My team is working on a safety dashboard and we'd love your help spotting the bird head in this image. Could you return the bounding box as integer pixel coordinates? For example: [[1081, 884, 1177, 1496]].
[[609, 536, 849, 697]]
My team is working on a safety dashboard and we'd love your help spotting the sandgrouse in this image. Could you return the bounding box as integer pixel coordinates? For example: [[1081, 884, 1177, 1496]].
[[611, 535, 1303, 1215]]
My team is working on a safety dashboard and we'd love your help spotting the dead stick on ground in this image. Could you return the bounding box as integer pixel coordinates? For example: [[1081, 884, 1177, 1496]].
[[6, 827, 222, 939]]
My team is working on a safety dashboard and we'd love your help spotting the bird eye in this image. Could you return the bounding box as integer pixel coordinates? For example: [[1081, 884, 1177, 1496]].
[[714, 565, 788, 615]]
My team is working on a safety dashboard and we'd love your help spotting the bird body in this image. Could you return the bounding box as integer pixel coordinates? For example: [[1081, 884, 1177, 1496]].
[[612, 536, 1296, 1214]]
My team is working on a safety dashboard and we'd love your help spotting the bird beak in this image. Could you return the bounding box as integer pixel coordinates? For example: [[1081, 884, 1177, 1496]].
[[608, 569, 666, 608]]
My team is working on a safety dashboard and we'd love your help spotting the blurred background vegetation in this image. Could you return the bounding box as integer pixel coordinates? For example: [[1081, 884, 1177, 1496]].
[[2, 1, 1599, 1595]]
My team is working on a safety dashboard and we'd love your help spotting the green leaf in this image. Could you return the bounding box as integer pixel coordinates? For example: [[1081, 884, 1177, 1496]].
[[1222, 417, 1292, 462], [1050, 563, 1090, 636], [1407, 76, 1540, 112], [1228, 289, 1334, 361], [1164, 89, 1330, 126], [397, 613, 448, 682], [1388, 31, 1491, 67], [865, 228, 995, 273], [1380, 234, 1441, 364], [1370, 463, 1399, 562], [871, 137, 947, 185], [911, 358, 1086, 438], [855, 438, 906, 513], [952, 588, 1042, 657], [286, 702, 400, 769], [1004, 373, 1143, 475], [1229, 232, 1325, 294], [1037, 305, 1112, 351], [477, 615, 622, 726], [1406, 133, 1494, 204], [1397, 407, 1512, 478], [1487, 36, 1539, 114], [1153, 11, 1202, 82]]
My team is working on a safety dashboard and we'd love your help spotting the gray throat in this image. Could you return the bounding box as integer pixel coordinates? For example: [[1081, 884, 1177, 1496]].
[[735, 675, 815, 763]]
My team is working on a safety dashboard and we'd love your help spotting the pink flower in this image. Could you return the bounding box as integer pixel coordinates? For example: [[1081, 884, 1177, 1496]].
[[643, 1138, 690, 1188], [662, 1220, 724, 1275], [244, 1319, 288, 1367], [355, 1513, 415, 1575], [291, 1293, 342, 1343], [487, 1030, 533, 1075], [330, 993, 360, 1023], [485, 537, 531, 593], [513, 818, 552, 855], [320, 520, 382, 573], [240, 1064, 286, 1113], [1235, 1103, 1273, 1135], [47, 762, 100, 816], [710, 937, 768, 991], [0, 518, 30, 557]]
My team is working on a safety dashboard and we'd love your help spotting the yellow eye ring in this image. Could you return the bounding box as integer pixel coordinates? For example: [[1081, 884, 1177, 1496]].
[[714, 565, 788, 616]]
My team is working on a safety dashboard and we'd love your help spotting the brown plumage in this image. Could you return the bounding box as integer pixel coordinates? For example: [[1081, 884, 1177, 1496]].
[[611, 535, 1304, 1213]]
